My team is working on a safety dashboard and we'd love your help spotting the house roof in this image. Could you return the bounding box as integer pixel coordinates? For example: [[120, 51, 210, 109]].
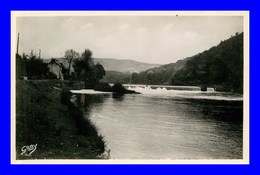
[[48, 59, 63, 67]]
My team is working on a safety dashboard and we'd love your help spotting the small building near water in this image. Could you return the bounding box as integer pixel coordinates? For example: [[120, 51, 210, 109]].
[[48, 59, 64, 80]]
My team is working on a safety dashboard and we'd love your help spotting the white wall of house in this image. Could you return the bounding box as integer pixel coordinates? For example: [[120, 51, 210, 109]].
[[48, 63, 64, 80]]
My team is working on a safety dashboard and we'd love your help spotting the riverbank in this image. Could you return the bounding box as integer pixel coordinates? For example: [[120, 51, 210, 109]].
[[16, 80, 106, 159]]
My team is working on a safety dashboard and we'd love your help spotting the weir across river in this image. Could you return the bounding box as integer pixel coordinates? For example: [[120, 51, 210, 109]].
[[122, 84, 215, 92]]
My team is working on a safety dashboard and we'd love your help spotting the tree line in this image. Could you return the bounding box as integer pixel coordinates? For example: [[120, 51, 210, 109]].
[[16, 49, 106, 89], [171, 33, 243, 92], [130, 32, 243, 93]]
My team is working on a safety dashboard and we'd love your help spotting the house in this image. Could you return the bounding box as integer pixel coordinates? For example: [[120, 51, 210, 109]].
[[48, 59, 64, 80]]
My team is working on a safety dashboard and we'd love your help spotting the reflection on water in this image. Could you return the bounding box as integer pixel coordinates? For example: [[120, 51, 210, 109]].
[[72, 89, 243, 159], [73, 94, 110, 107], [112, 93, 125, 102]]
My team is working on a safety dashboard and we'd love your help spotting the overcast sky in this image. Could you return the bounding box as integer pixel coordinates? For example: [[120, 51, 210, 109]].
[[16, 15, 243, 64]]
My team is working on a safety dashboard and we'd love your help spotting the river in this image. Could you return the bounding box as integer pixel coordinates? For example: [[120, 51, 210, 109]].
[[72, 85, 243, 159]]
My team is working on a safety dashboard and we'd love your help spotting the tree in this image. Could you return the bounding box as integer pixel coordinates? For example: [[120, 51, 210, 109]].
[[81, 49, 93, 65], [64, 49, 79, 76], [81, 49, 94, 88], [73, 58, 85, 81], [94, 63, 106, 83], [73, 49, 106, 88], [147, 71, 153, 84], [26, 53, 49, 79], [16, 51, 51, 80], [16, 53, 27, 79], [130, 72, 138, 83]]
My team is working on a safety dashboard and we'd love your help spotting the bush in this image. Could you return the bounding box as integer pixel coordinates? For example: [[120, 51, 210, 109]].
[[16, 81, 106, 159], [94, 82, 111, 92], [60, 89, 72, 105], [111, 83, 139, 94], [111, 83, 127, 93]]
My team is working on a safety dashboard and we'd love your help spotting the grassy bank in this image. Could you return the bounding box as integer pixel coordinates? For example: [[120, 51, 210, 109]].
[[16, 80, 106, 159]]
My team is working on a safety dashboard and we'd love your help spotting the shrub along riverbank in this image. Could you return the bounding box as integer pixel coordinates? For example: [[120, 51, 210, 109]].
[[16, 80, 106, 159]]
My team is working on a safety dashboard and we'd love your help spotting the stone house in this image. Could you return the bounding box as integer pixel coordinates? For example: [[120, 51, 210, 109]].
[[48, 59, 64, 80]]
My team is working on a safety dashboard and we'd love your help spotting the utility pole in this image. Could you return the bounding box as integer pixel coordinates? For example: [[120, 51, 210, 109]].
[[84, 49, 87, 89], [39, 49, 41, 59], [16, 33, 20, 55]]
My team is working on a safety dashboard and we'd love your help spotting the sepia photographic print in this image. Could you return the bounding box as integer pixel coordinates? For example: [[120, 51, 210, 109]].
[[11, 11, 249, 164]]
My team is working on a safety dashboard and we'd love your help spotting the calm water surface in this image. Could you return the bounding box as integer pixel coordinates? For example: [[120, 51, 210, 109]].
[[73, 86, 243, 159]]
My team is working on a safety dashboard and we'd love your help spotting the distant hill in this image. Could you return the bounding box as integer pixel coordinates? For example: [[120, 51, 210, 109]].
[[172, 33, 243, 92], [130, 57, 192, 85], [43, 58, 160, 73], [94, 58, 160, 73], [131, 33, 243, 92]]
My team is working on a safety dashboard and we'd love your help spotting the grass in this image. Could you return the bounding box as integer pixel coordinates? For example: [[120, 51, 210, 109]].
[[16, 80, 106, 159]]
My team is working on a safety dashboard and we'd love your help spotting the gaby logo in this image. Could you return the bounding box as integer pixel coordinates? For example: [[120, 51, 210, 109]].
[[21, 144, 37, 156]]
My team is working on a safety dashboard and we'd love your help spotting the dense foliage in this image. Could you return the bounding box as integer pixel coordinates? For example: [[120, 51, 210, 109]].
[[16, 49, 107, 89], [131, 33, 243, 92], [16, 81, 106, 159], [101, 71, 131, 84], [16, 53, 51, 80], [172, 33, 243, 92], [73, 49, 106, 88], [130, 58, 190, 85], [64, 49, 80, 76]]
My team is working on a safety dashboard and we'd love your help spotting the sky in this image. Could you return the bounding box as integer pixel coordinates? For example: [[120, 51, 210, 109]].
[[16, 14, 243, 64]]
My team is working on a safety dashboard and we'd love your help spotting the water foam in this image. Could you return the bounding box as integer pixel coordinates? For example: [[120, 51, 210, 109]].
[[126, 85, 242, 101]]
